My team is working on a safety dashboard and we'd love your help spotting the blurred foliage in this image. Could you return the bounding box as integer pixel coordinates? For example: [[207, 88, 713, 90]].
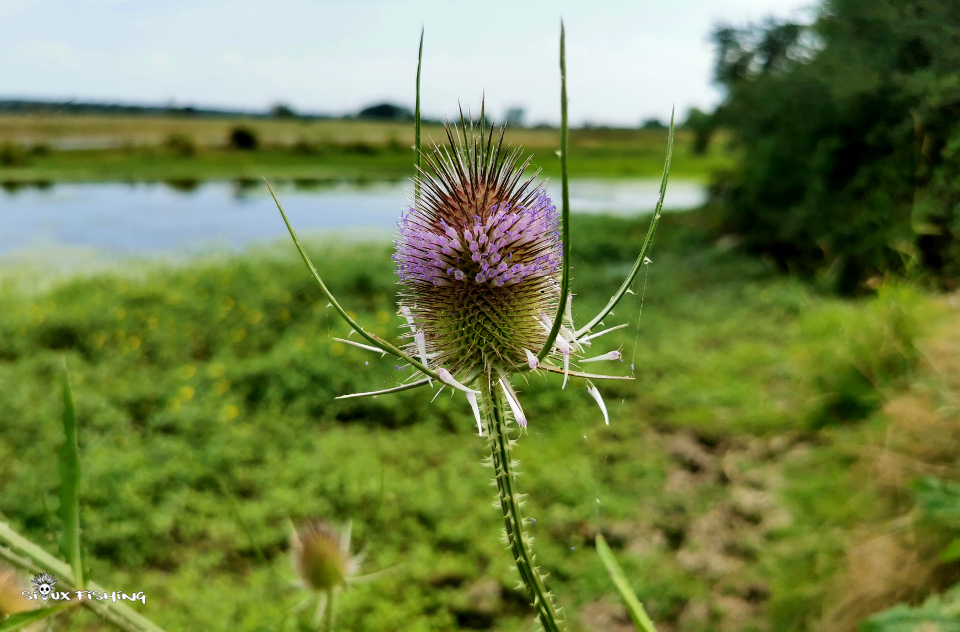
[[270, 104, 298, 120], [162, 133, 197, 158], [681, 108, 715, 157], [357, 103, 414, 122], [861, 583, 960, 632], [228, 127, 259, 151], [0, 212, 954, 631], [0, 143, 28, 168], [859, 478, 960, 631], [709, 0, 960, 293], [799, 285, 925, 428], [915, 477, 960, 562]]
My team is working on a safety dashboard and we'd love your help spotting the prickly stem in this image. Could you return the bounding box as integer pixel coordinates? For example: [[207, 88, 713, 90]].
[[322, 589, 336, 632], [481, 383, 564, 632]]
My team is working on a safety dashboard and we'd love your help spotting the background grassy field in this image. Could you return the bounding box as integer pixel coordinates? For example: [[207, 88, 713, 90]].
[[0, 115, 732, 183], [1, 211, 957, 631]]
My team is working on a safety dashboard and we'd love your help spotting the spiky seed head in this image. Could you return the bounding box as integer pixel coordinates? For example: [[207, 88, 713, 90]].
[[393, 117, 562, 381], [0, 566, 33, 615], [290, 520, 351, 592]]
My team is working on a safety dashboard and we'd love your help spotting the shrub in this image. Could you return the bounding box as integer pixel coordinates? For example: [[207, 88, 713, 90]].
[[0, 143, 28, 167], [291, 139, 322, 156], [163, 133, 197, 158], [229, 127, 259, 150], [343, 140, 378, 155]]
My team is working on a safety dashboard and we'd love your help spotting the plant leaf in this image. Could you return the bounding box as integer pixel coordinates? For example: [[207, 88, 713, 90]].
[[537, 19, 571, 362], [266, 183, 440, 383], [415, 26, 423, 201], [576, 111, 674, 338], [595, 534, 657, 632], [0, 605, 67, 632], [335, 378, 432, 400], [57, 359, 84, 590]]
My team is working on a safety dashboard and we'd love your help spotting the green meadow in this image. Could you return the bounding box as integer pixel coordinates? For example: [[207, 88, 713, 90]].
[[2, 210, 957, 631]]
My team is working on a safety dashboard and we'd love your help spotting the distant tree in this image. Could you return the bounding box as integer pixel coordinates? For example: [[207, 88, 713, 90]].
[[709, 0, 960, 292], [176, 106, 198, 117], [271, 103, 297, 119], [640, 118, 667, 130], [357, 103, 414, 121], [683, 107, 716, 155], [505, 107, 526, 128]]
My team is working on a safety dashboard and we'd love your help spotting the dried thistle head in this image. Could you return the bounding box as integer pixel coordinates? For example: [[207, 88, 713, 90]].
[[290, 520, 359, 592], [394, 119, 561, 382]]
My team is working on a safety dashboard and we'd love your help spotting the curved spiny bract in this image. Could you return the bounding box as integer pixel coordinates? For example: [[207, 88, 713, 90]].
[[394, 120, 562, 383]]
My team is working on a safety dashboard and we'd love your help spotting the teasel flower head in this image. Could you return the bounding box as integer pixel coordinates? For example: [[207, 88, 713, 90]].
[[270, 26, 673, 632], [290, 520, 360, 593], [393, 119, 562, 382]]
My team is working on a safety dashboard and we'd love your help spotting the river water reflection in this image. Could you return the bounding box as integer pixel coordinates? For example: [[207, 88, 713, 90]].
[[0, 178, 706, 257]]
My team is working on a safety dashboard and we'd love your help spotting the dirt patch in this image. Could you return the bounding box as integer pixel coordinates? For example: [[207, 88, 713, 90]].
[[579, 599, 650, 632], [660, 428, 797, 631]]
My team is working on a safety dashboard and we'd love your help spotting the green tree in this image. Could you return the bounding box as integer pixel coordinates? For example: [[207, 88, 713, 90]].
[[683, 107, 715, 155], [710, 0, 960, 292], [640, 117, 666, 130]]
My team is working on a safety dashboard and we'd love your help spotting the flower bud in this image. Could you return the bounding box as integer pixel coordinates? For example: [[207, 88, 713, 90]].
[[290, 520, 351, 592]]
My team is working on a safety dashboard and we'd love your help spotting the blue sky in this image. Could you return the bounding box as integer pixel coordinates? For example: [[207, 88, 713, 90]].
[[1, 0, 814, 126]]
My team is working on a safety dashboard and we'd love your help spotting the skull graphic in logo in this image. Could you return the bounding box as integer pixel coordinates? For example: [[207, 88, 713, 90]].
[[31, 572, 57, 600]]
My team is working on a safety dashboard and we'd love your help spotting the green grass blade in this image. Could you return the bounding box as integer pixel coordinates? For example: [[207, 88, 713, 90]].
[[595, 534, 657, 632], [0, 526, 74, 581], [0, 527, 166, 632], [576, 110, 674, 338], [415, 27, 423, 201], [266, 182, 441, 381], [57, 359, 84, 590], [537, 19, 571, 362], [0, 605, 68, 632]]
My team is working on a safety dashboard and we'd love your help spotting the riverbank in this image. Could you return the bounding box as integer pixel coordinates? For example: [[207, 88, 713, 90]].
[[1, 210, 956, 631], [0, 115, 733, 183]]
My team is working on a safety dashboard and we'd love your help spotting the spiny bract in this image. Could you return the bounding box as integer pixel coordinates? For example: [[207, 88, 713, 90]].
[[393, 119, 562, 382]]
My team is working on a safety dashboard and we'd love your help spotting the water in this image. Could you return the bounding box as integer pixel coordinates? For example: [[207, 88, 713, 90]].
[[0, 178, 705, 258]]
